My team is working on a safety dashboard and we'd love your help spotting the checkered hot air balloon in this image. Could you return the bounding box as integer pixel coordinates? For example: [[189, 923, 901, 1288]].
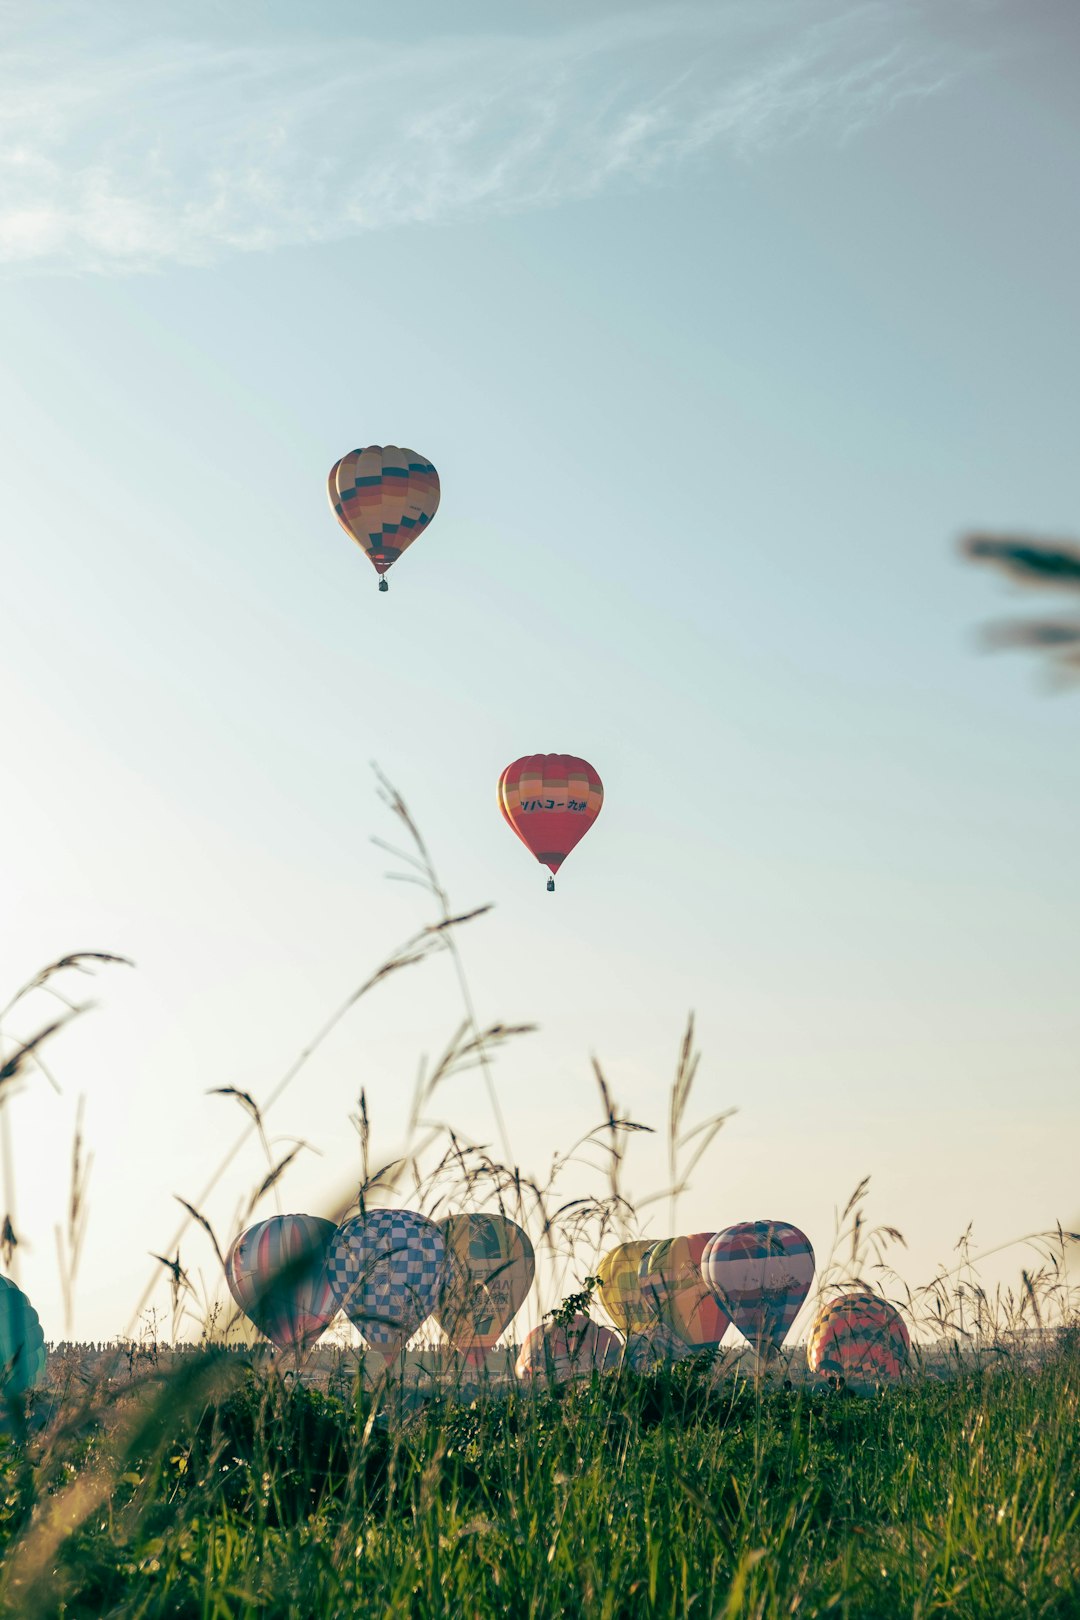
[[225, 1215, 340, 1354], [327, 445, 440, 591], [498, 755, 603, 891], [639, 1234, 732, 1350], [806, 1291, 910, 1392], [514, 1314, 622, 1385], [433, 1213, 535, 1360], [327, 1209, 446, 1365], [597, 1240, 664, 1337], [701, 1221, 815, 1357], [0, 1274, 46, 1396]]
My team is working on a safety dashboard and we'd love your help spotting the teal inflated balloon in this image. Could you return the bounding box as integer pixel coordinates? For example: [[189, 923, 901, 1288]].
[[0, 1274, 46, 1395]]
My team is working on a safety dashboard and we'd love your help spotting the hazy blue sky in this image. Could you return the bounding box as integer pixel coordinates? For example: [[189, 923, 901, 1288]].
[[3, 0, 1079, 1341]]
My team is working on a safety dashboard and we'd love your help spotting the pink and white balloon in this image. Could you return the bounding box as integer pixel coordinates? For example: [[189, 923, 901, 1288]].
[[701, 1221, 814, 1356], [515, 1314, 622, 1384], [225, 1214, 339, 1353]]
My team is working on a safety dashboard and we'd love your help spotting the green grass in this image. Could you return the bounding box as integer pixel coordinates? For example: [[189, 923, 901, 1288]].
[[3, 1335, 1080, 1618]]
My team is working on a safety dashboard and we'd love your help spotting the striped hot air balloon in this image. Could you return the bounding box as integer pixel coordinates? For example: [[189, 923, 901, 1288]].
[[806, 1292, 910, 1392], [225, 1215, 339, 1354], [0, 1274, 46, 1396], [327, 1209, 446, 1365], [514, 1314, 622, 1385], [701, 1222, 815, 1358], [639, 1234, 731, 1350], [433, 1213, 535, 1360], [498, 754, 603, 891], [327, 445, 440, 591]]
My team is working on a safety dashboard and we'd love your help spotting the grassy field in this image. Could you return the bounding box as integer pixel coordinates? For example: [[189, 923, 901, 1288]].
[[2, 1331, 1080, 1619]]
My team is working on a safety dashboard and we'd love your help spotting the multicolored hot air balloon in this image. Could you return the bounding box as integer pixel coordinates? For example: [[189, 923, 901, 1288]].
[[327, 1209, 445, 1365], [639, 1234, 731, 1350], [434, 1213, 535, 1361], [807, 1292, 910, 1392], [515, 1314, 622, 1385], [701, 1222, 815, 1358], [597, 1240, 663, 1337], [498, 755, 603, 891], [225, 1215, 339, 1354], [0, 1274, 46, 1396], [327, 445, 440, 591]]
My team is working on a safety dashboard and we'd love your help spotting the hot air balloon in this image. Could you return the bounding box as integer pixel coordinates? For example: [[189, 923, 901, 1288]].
[[701, 1222, 815, 1359], [514, 1314, 622, 1385], [597, 1240, 663, 1336], [639, 1234, 731, 1350], [0, 1275, 46, 1396], [327, 445, 440, 591], [224, 1215, 339, 1355], [807, 1292, 910, 1392], [498, 755, 603, 891], [327, 1209, 445, 1365], [434, 1213, 535, 1362]]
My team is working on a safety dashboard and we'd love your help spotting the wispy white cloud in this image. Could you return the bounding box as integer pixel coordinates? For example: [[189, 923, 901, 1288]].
[[0, 4, 960, 272]]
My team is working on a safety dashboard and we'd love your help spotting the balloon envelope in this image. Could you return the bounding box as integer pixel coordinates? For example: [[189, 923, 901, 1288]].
[[597, 1240, 664, 1336], [807, 1292, 910, 1391], [639, 1234, 731, 1349], [327, 1209, 445, 1364], [434, 1213, 535, 1354], [515, 1314, 622, 1384], [0, 1275, 46, 1396], [327, 445, 440, 580], [498, 755, 603, 880], [225, 1215, 339, 1354], [701, 1222, 815, 1355]]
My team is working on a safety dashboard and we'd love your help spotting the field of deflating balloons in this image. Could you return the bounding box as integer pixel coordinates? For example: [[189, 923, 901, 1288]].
[[216, 1207, 917, 1397]]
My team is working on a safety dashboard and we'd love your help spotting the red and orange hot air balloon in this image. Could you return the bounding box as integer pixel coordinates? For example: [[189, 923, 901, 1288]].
[[327, 444, 440, 591], [498, 754, 603, 891], [806, 1292, 910, 1392]]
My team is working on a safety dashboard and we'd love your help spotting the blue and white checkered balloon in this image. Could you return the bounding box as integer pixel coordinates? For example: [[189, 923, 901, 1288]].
[[327, 1209, 446, 1363]]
